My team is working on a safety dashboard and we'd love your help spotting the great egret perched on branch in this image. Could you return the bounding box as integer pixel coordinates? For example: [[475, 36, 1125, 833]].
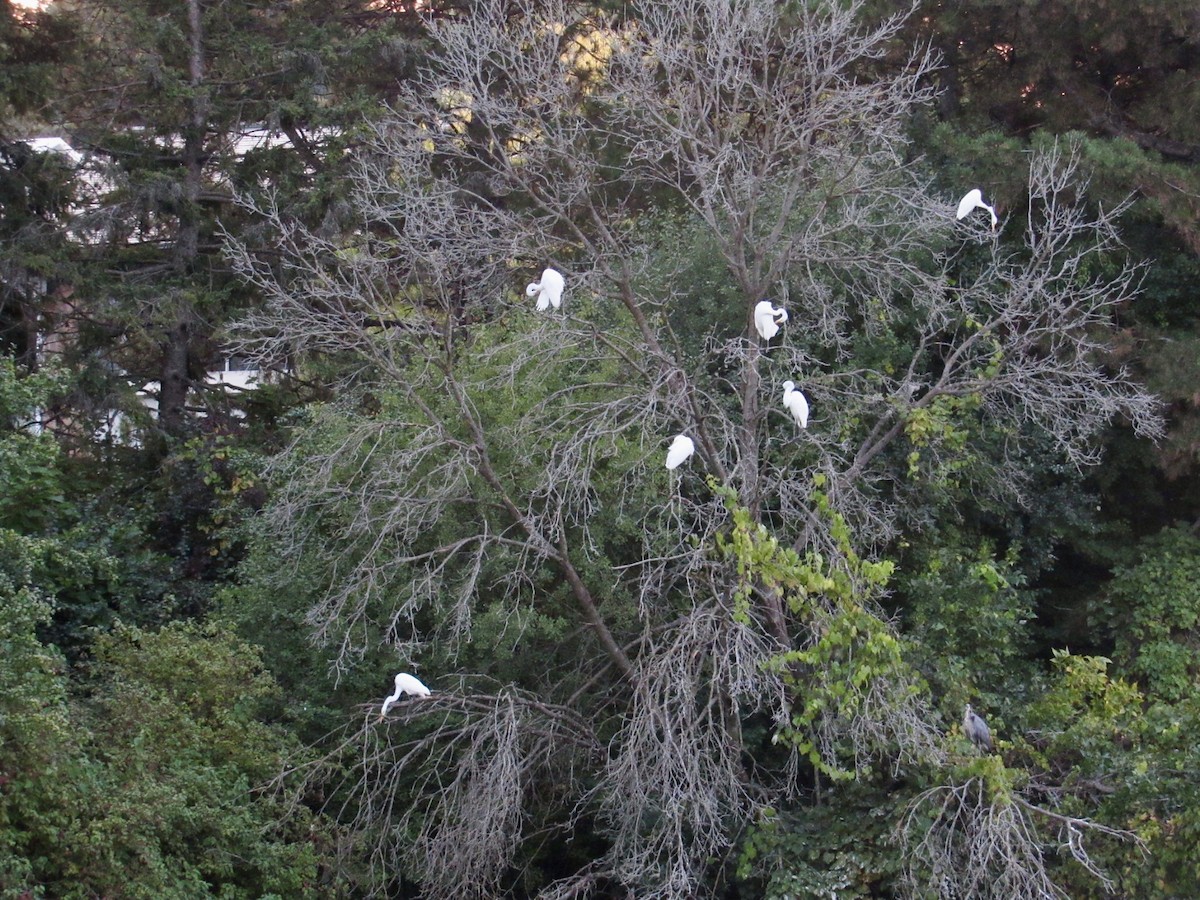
[[753, 300, 788, 340], [955, 188, 998, 229], [963, 703, 993, 752], [380, 672, 431, 718], [782, 381, 809, 429], [665, 434, 695, 470], [526, 267, 565, 311]]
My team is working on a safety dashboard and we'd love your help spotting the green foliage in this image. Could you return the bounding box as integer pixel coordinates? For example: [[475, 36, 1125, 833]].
[[718, 487, 921, 896], [1023, 651, 1146, 773], [70, 621, 323, 898], [641, 207, 763, 351], [1094, 526, 1200, 702], [1018, 651, 1200, 898], [715, 479, 914, 780], [153, 435, 267, 574], [0, 361, 128, 649], [0, 617, 330, 899], [1123, 698, 1200, 898], [0, 359, 237, 649], [1138, 327, 1200, 481], [0, 524, 122, 648], [0, 580, 76, 899], [736, 787, 906, 898], [0, 1, 79, 125], [897, 534, 1036, 708], [0, 359, 70, 531], [0, 378, 333, 895]]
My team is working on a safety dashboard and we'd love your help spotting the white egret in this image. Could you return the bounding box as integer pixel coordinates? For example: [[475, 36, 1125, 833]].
[[955, 188, 998, 228], [525, 267, 565, 311], [962, 703, 993, 752], [782, 380, 809, 429], [753, 300, 788, 340], [380, 672, 432, 718], [665, 434, 695, 470]]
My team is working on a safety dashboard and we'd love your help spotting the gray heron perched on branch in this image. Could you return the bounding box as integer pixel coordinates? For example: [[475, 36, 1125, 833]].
[[963, 703, 993, 752]]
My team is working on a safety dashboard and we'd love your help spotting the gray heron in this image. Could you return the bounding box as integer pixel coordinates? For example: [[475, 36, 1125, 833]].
[[963, 703, 993, 752]]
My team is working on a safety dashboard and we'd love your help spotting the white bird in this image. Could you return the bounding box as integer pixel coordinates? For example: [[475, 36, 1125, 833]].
[[753, 300, 788, 341], [525, 267, 565, 311], [955, 188, 998, 228], [963, 703, 993, 752], [665, 434, 695, 470], [380, 672, 431, 717], [782, 380, 809, 429]]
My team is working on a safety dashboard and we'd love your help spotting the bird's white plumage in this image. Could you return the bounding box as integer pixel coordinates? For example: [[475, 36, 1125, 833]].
[[753, 300, 788, 340], [526, 267, 565, 311], [380, 672, 431, 717], [955, 188, 998, 228], [782, 380, 809, 429], [665, 434, 695, 470]]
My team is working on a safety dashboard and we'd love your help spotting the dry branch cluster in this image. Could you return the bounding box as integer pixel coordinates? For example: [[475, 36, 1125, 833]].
[[900, 777, 1142, 899], [230, 0, 1159, 895]]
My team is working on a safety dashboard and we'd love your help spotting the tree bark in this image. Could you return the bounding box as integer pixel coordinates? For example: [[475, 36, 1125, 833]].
[[158, 0, 207, 437]]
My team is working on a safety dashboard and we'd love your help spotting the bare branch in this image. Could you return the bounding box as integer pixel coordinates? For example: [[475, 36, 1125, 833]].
[[899, 776, 1144, 899], [231, 0, 1162, 895]]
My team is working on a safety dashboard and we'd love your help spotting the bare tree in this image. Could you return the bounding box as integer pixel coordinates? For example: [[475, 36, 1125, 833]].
[[229, 0, 1160, 895], [899, 776, 1143, 899]]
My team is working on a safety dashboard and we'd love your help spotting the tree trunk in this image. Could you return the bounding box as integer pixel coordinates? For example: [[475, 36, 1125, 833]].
[[158, 0, 207, 437]]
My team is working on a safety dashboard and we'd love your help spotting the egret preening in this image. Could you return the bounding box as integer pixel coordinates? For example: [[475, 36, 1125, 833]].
[[380, 672, 432, 718], [782, 380, 809, 429], [963, 703, 993, 752], [955, 188, 998, 229], [665, 434, 695, 470], [526, 267, 565, 311], [753, 300, 788, 341]]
